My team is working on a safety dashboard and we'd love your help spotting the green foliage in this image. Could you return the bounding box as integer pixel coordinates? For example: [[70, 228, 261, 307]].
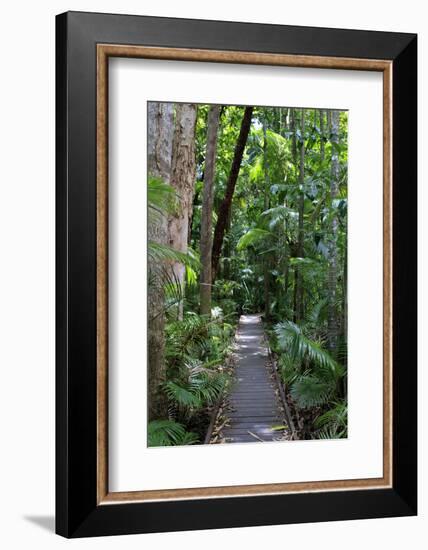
[[164, 365, 227, 411], [237, 228, 273, 250], [148, 175, 177, 219], [314, 401, 348, 438], [150, 105, 348, 444], [147, 176, 201, 318], [160, 311, 234, 440], [147, 420, 199, 447], [278, 354, 300, 386], [307, 298, 328, 328], [274, 321, 342, 377], [290, 375, 335, 408], [260, 204, 298, 230], [148, 245, 200, 318], [148, 242, 200, 270], [273, 320, 345, 419]]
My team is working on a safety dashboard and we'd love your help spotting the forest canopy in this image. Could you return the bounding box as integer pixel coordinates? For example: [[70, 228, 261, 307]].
[[147, 102, 348, 446]]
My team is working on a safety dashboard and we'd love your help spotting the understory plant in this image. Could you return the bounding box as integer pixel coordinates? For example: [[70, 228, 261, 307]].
[[148, 308, 234, 446], [273, 320, 347, 438]]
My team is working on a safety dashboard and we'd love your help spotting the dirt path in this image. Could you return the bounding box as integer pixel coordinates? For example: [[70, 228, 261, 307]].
[[222, 314, 288, 443]]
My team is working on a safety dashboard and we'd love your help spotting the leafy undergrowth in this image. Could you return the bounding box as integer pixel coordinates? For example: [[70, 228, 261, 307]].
[[267, 320, 347, 440], [148, 307, 236, 447]]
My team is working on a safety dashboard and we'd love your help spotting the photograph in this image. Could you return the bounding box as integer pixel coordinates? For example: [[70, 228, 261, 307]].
[[147, 102, 348, 446]]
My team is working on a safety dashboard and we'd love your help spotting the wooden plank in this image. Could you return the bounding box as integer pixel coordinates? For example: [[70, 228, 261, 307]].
[[221, 314, 289, 444], [225, 416, 281, 422]]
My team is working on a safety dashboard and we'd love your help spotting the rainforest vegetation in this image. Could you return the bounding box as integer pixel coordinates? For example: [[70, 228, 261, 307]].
[[147, 102, 348, 446]]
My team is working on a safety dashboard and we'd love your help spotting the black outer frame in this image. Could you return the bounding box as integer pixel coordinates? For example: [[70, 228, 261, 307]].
[[56, 11, 417, 538]]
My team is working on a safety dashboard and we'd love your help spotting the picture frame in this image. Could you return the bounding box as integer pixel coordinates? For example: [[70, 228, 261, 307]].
[[56, 10, 417, 538]]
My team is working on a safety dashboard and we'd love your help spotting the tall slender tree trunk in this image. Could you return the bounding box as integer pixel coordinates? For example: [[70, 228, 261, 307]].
[[283, 255, 290, 311], [341, 247, 348, 357], [222, 210, 232, 280], [342, 247, 348, 400], [328, 110, 340, 355], [147, 102, 174, 420], [319, 109, 325, 161], [263, 118, 270, 320], [212, 106, 253, 280], [295, 109, 305, 323], [168, 103, 197, 320], [290, 109, 298, 322], [291, 108, 297, 164], [200, 105, 221, 316]]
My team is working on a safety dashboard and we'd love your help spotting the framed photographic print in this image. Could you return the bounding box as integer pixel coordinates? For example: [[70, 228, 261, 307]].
[[56, 11, 417, 538]]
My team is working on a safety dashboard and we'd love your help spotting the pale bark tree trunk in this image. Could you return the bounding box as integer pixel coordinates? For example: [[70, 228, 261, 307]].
[[147, 102, 173, 420], [291, 108, 297, 164], [295, 109, 305, 323], [284, 256, 290, 308], [327, 110, 332, 136], [342, 248, 348, 346], [211, 106, 253, 280], [263, 118, 270, 320], [290, 108, 298, 322], [200, 105, 221, 316], [168, 103, 197, 320], [327, 110, 340, 355]]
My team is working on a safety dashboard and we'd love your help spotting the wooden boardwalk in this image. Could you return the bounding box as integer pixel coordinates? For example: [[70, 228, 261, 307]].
[[222, 314, 287, 443]]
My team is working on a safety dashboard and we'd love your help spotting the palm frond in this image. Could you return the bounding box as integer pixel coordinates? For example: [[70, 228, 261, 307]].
[[317, 426, 347, 440], [163, 364, 227, 411], [314, 400, 348, 438], [274, 321, 342, 378], [290, 375, 335, 408], [148, 242, 200, 269], [236, 228, 274, 251], [307, 297, 328, 326], [148, 175, 177, 217], [147, 419, 199, 447], [260, 205, 298, 231], [164, 381, 201, 408], [278, 354, 300, 386]]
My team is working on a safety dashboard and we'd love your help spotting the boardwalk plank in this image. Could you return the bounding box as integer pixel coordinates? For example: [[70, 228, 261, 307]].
[[221, 314, 289, 444]]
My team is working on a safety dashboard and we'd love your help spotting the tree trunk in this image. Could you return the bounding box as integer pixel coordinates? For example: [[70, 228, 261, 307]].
[[147, 102, 174, 420], [295, 109, 305, 323], [291, 108, 297, 165], [319, 109, 325, 161], [168, 103, 197, 320], [211, 106, 253, 280], [327, 110, 332, 136], [284, 257, 290, 307], [327, 110, 340, 355], [222, 209, 232, 280], [290, 109, 297, 322], [263, 118, 270, 320], [342, 248, 348, 343], [200, 105, 221, 316]]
